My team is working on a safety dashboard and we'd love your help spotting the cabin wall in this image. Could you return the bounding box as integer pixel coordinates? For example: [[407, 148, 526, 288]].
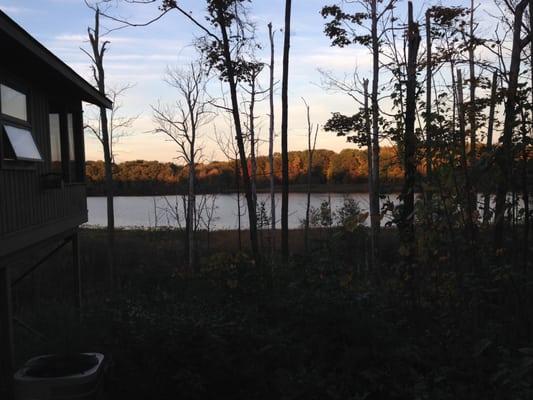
[[0, 170, 86, 235], [0, 84, 87, 257]]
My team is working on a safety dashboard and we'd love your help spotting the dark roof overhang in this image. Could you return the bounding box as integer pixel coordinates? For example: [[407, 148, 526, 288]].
[[0, 9, 112, 109]]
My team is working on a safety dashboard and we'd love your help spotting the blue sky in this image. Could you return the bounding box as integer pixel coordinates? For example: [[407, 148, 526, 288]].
[[0, 0, 491, 163]]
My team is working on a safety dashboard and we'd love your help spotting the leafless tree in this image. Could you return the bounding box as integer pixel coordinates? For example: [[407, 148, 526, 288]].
[[241, 62, 267, 210], [84, 7, 116, 287], [213, 114, 245, 251], [85, 84, 139, 163], [152, 60, 212, 272], [199, 194, 219, 252], [302, 98, 319, 253], [94, 0, 262, 267]]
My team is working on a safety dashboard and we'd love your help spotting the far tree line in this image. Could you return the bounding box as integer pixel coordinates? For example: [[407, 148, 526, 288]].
[[85, 148, 403, 195], [85, 143, 519, 196]]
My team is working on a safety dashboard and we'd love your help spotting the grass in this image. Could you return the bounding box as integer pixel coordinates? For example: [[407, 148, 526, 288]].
[[8, 227, 533, 399]]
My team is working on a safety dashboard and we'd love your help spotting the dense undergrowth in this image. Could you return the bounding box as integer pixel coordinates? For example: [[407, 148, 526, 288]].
[[10, 228, 533, 399]]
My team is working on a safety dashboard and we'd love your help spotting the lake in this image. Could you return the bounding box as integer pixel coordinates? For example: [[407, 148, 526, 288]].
[[86, 193, 520, 231], [86, 193, 397, 230]]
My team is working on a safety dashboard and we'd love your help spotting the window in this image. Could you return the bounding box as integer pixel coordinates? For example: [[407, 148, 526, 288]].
[[67, 113, 75, 161], [49, 113, 62, 172], [3, 125, 42, 162], [0, 83, 40, 167], [1, 84, 27, 121], [48, 109, 83, 183]]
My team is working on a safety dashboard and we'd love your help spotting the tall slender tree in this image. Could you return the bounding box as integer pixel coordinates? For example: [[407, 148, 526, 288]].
[[467, 0, 477, 168], [493, 0, 531, 256], [281, 0, 292, 263], [85, 7, 115, 287], [401, 1, 421, 268], [302, 98, 319, 253], [242, 62, 265, 210], [425, 10, 433, 184], [268, 22, 276, 254], [152, 61, 211, 272], [90, 0, 264, 265], [483, 71, 498, 224], [322, 0, 398, 270], [456, 68, 476, 257]]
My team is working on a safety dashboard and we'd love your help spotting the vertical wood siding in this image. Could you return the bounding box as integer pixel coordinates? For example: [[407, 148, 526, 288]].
[[0, 88, 86, 237]]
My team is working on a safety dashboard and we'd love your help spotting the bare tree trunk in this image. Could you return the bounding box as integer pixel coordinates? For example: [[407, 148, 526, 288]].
[[468, 0, 477, 168], [268, 22, 276, 254], [370, 0, 380, 271], [235, 158, 242, 251], [249, 75, 258, 210], [215, 6, 260, 266], [402, 1, 420, 269], [425, 10, 433, 189], [88, 9, 114, 288], [187, 159, 195, 273], [494, 0, 530, 256], [457, 69, 477, 261], [101, 110, 115, 285], [304, 176, 311, 253], [483, 71, 498, 224], [520, 108, 530, 270], [527, 0, 533, 268], [303, 99, 318, 254], [364, 78, 374, 272], [281, 0, 292, 264]]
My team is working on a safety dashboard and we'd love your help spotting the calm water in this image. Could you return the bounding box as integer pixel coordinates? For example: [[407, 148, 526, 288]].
[[86, 193, 397, 230], [86, 193, 523, 231]]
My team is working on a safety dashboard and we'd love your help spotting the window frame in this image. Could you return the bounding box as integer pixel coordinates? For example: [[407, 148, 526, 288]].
[[48, 101, 85, 184], [1, 83, 29, 122], [2, 124, 43, 162], [0, 77, 38, 169]]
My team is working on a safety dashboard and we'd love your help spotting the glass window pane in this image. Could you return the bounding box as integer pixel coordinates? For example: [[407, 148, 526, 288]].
[[49, 114, 62, 169], [67, 113, 75, 161], [3, 125, 42, 161], [1, 84, 27, 121]]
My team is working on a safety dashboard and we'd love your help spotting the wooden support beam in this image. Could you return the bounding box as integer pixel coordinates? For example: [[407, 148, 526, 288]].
[[0, 267, 14, 400], [72, 231, 81, 313]]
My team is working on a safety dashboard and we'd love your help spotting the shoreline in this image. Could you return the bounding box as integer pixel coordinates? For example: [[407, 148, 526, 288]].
[[87, 183, 404, 197]]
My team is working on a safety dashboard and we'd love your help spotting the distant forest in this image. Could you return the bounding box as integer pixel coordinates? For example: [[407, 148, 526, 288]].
[[85, 147, 405, 196]]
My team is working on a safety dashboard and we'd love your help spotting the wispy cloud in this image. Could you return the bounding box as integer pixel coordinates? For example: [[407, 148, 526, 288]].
[[297, 47, 372, 71], [55, 34, 134, 44], [0, 4, 38, 14]]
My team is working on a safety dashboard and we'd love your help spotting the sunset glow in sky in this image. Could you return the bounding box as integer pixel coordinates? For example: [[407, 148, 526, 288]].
[[0, 0, 497, 163]]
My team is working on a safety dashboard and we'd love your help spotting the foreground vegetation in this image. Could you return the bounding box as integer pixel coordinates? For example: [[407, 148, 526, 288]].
[[10, 227, 533, 399]]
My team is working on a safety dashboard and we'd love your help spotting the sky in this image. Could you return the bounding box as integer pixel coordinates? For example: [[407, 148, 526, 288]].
[[0, 0, 496, 163]]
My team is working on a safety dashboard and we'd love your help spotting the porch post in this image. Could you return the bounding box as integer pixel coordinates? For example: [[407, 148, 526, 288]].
[[72, 231, 81, 313], [0, 267, 14, 400]]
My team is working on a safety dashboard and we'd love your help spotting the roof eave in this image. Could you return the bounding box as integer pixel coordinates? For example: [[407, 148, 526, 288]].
[[0, 10, 113, 109]]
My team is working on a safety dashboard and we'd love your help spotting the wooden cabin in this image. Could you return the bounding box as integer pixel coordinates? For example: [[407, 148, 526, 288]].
[[0, 10, 111, 398]]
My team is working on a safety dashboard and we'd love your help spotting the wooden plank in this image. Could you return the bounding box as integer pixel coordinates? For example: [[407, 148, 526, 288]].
[[72, 231, 81, 311], [0, 181, 86, 236], [0, 267, 14, 400], [0, 214, 87, 258]]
